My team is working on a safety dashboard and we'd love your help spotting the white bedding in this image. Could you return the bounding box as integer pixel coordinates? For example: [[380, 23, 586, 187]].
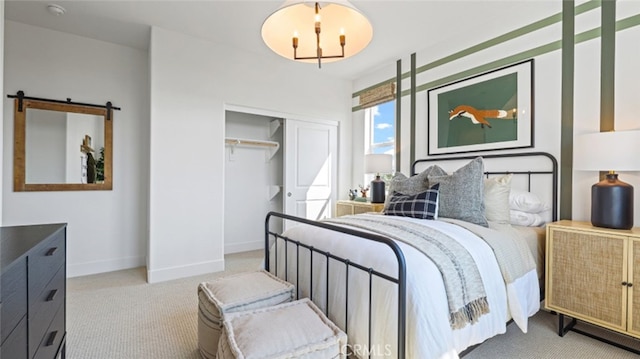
[[272, 214, 540, 359]]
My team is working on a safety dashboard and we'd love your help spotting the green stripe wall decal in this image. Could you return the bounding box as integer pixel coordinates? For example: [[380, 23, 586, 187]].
[[560, 0, 575, 220], [617, 13, 640, 31], [601, 0, 616, 133]]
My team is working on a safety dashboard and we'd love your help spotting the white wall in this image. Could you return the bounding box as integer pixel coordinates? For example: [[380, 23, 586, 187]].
[[352, 2, 640, 227], [148, 27, 352, 282], [2, 21, 150, 277]]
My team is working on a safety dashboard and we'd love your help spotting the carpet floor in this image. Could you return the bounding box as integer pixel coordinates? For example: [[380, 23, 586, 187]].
[[67, 250, 640, 358]]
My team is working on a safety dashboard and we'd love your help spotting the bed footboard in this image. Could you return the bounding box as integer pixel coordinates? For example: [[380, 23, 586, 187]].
[[265, 211, 407, 359]]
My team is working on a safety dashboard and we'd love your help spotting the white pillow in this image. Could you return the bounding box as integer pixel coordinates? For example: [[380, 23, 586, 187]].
[[510, 210, 545, 227], [484, 174, 512, 224], [509, 188, 550, 214]]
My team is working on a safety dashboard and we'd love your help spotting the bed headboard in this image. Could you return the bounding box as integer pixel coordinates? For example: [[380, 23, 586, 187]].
[[411, 152, 558, 222]]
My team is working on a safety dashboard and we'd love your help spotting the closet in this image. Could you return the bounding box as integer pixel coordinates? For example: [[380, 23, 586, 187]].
[[224, 111, 283, 254], [224, 109, 338, 254]]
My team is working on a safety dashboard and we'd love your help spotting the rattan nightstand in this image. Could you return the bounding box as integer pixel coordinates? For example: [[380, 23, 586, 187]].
[[335, 200, 384, 217], [545, 220, 640, 352]]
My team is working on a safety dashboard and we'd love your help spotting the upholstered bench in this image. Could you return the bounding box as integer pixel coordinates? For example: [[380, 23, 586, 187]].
[[217, 298, 348, 359], [197, 270, 295, 359]]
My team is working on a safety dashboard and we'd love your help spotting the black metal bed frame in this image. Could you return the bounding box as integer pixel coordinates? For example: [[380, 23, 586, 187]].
[[264, 151, 559, 359], [412, 151, 559, 222], [265, 212, 407, 359]]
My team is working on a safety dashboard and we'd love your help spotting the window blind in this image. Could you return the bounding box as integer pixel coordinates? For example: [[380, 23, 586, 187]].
[[359, 83, 395, 109]]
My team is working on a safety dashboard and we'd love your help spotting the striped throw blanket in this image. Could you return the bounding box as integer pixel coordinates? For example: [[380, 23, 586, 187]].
[[324, 215, 489, 329]]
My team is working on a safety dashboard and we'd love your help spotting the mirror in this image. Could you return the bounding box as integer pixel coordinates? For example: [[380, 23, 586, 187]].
[[13, 98, 113, 191]]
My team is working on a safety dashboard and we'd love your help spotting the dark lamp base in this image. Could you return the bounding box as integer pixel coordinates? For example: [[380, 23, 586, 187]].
[[370, 176, 386, 204], [591, 173, 634, 230]]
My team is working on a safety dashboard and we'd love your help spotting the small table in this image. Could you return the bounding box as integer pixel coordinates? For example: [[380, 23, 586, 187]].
[[335, 200, 385, 217]]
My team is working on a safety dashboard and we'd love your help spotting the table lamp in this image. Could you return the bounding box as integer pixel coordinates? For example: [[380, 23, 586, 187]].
[[365, 154, 393, 203], [574, 130, 640, 230]]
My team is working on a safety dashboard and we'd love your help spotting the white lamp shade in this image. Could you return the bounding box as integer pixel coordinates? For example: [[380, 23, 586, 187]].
[[574, 130, 640, 171], [261, 0, 372, 64], [364, 154, 392, 174]]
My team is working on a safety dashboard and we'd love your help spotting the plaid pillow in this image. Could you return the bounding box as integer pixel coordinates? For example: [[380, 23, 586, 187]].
[[384, 184, 439, 220]]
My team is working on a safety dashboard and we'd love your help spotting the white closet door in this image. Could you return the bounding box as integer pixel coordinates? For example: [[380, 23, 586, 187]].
[[283, 119, 337, 226]]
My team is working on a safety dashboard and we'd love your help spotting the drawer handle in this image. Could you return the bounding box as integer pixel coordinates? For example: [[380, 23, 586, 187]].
[[622, 282, 628, 286], [628, 283, 634, 287], [46, 289, 58, 302], [46, 247, 58, 256], [45, 331, 58, 346]]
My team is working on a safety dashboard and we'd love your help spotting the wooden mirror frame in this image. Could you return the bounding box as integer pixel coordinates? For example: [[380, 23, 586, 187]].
[[13, 98, 113, 191]]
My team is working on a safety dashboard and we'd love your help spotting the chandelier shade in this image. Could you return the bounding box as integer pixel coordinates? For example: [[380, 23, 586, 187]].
[[261, 0, 373, 67]]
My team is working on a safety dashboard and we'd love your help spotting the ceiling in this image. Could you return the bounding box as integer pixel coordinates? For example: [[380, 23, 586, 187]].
[[4, 0, 560, 81]]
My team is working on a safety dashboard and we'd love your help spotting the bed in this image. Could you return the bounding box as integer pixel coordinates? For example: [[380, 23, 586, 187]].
[[264, 152, 558, 359]]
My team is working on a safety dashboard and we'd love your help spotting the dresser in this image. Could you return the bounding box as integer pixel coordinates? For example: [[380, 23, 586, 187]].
[[335, 200, 385, 217], [545, 220, 640, 351], [1, 223, 67, 359]]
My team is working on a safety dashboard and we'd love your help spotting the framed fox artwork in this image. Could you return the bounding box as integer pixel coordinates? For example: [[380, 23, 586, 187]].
[[427, 59, 534, 155]]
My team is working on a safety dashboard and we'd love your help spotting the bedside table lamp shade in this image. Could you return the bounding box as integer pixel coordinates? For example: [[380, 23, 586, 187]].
[[574, 130, 640, 230], [365, 154, 393, 204]]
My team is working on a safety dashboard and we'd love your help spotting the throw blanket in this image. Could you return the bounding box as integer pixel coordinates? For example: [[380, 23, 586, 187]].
[[324, 215, 489, 329], [440, 219, 536, 283]]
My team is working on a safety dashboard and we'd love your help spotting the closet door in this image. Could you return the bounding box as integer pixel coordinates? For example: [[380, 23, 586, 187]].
[[283, 119, 337, 225]]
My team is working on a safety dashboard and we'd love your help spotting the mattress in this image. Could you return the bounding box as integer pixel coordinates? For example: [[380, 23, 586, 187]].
[[512, 225, 546, 290]]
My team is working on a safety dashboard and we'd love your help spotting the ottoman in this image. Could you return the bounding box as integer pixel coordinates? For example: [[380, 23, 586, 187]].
[[217, 298, 348, 359], [197, 270, 295, 359]]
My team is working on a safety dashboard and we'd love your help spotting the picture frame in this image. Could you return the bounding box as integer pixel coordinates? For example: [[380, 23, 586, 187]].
[[427, 59, 534, 155]]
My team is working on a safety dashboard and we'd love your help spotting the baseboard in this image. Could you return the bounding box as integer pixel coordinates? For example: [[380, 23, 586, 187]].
[[225, 240, 263, 254], [67, 256, 145, 278], [147, 259, 225, 283]]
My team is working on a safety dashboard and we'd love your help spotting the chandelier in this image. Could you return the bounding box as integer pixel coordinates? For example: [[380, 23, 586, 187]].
[[262, 0, 373, 68]]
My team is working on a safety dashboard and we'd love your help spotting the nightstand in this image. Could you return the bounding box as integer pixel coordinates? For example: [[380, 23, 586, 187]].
[[545, 220, 640, 352], [335, 200, 385, 217]]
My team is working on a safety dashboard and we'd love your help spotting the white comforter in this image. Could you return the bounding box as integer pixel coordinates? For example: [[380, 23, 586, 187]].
[[273, 214, 540, 359]]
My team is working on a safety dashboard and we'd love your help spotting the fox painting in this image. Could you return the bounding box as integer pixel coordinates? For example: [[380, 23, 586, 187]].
[[448, 105, 511, 128]]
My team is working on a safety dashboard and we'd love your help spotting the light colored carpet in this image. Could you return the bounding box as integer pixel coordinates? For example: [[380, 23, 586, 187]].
[[464, 310, 640, 359], [67, 250, 640, 358], [67, 250, 264, 359]]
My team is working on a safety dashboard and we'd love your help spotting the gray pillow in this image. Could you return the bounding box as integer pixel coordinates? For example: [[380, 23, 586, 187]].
[[427, 157, 488, 227], [383, 165, 446, 210]]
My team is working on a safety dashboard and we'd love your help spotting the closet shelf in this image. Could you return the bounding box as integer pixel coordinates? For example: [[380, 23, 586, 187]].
[[269, 119, 282, 137], [269, 185, 282, 201], [225, 137, 280, 161]]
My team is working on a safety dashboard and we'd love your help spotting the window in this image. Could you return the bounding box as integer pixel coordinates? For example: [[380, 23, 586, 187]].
[[365, 100, 395, 156], [364, 100, 395, 185]]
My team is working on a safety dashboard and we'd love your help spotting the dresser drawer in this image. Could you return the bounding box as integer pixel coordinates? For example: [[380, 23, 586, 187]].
[[0, 315, 28, 359], [1, 258, 27, 344], [29, 265, 65, 358], [28, 230, 65, 297], [32, 304, 65, 359]]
